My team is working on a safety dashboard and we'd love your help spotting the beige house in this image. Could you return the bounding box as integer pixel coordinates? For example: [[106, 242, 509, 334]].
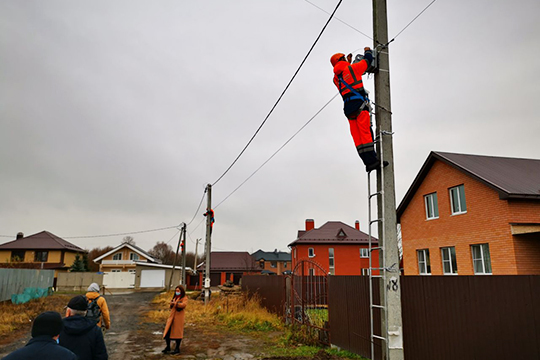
[[0, 231, 86, 278], [93, 242, 159, 273]]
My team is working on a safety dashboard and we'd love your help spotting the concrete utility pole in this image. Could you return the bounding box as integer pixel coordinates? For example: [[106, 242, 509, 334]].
[[193, 238, 201, 273], [168, 224, 184, 290], [373, 0, 404, 359], [180, 224, 187, 287], [204, 184, 212, 304]]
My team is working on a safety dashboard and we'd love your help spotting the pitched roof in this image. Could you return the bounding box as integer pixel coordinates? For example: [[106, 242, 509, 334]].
[[93, 242, 158, 263], [397, 151, 540, 221], [199, 251, 259, 271], [251, 249, 291, 261], [0, 231, 85, 252], [288, 221, 377, 247]]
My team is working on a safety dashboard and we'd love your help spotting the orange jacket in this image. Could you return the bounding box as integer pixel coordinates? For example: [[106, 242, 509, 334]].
[[85, 291, 111, 329], [333, 59, 369, 98]]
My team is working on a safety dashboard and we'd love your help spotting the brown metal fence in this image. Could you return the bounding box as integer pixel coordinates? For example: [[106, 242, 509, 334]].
[[242, 275, 287, 317], [329, 275, 540, 360]]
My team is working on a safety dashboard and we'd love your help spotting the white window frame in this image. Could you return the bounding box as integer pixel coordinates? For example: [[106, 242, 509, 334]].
[[360, 248, 369, 258], [112, 253, 122, 260], [328, 248, 335, 275], [441, 247, 458, 275], [129, 252, 139, 261], [424, 192, 439, 220], [361, 268, 371, 276], [111, 269, 122, 273], [417, 249, 431, 275], [128, 269, 136, 274], [270, 261, 277, 268], [308, 268, 315, 276], [449, 185, 467, 215], [471, 244, 492, 275], [308, 248, 315, 258]]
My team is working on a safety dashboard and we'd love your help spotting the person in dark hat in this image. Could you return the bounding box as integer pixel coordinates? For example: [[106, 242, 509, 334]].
[[1, 311, 77, 360], [58, 295, 108, 360]]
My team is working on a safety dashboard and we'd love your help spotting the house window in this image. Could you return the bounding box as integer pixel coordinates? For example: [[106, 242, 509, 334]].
[[361, 268, 370, 276], [270, 261, 277, 268], [284, 262, 287, 268], [11, 250, 25, 262], [259, 260, 265, 269], [417, 249, 431, 275], [360, 248, 369, 258], [471, 244, 492, 275], [293, 248, 296, 259], [308, 268, 315, 276], [34, 251, 48, 262], [128, 269, 136, 274], [112, 253, 122, 260], [441, 247, 458, 274], [308, 248, 315, 258], [129, 253, 139, 261], [424, 193, 439, 220], [449, 185, 467, 214], [111, 269, 122, 273], [328, 248, 335, 275]]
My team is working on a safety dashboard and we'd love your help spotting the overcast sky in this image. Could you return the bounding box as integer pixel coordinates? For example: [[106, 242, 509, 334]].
[[1, 0, 539, 255]]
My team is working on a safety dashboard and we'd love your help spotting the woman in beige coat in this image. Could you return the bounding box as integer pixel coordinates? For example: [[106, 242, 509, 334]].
[[162, 285, 187, 354]]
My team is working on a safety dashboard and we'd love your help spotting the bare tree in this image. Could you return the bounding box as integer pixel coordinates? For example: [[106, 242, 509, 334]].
[[87, 246, 114, 272], [148, 241, 176, 265], [122, 236, 136, 245]]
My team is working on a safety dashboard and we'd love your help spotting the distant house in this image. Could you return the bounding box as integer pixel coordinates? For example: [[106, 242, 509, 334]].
[[198, 251, 261, 286], [0, 231, 87, 278], [93, 242, 159, 273], [289, 219, 379, 276], [397, 151, 540, 276], [251, 249, 291, 275]]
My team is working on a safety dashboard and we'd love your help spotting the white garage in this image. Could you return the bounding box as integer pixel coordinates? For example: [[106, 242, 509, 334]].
[[140, 269, 166, 288]]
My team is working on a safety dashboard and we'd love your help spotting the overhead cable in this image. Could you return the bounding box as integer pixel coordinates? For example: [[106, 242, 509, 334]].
[[215, 93, 339, 209], [63, 224, 182, 239], [211, 0, 343, 187]]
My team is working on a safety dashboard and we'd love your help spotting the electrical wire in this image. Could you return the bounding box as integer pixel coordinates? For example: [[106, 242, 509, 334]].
[[214, 93, 339, 209], [186, 191, 206, 226], [304, 0, 373, 41], [211, 0, 343, 187], [63, 225, 182, 239], [165, 228, 182, 245], [391, 0, 437, 41]]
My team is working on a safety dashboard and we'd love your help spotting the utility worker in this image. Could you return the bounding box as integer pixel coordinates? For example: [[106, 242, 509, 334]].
[[331, 48, 387, 172]]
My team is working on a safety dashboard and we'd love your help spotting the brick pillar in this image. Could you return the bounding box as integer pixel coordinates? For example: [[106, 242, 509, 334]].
[[306, 219, 315, 231]]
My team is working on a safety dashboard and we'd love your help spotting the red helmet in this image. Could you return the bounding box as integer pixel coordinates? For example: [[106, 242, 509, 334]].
[[330, 53, 345, 67]]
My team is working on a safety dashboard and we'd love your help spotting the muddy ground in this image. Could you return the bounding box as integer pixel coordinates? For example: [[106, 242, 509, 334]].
[[0, 291, 350, 360]]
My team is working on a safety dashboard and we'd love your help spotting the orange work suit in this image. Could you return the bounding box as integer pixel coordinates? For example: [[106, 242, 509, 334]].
[[333, 56, 378, 169]]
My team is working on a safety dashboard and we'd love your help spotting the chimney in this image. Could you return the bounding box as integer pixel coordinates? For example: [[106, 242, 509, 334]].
[[355, 220, 360, 230], [305, 219, 315, 231], [16, 232, 24, 240]]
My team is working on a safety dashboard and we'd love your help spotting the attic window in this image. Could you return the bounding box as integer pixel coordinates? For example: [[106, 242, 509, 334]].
[[337, 229, 347, 238]]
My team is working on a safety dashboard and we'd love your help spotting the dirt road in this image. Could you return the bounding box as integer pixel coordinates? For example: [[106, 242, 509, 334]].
[[1, 291, 347, 360]]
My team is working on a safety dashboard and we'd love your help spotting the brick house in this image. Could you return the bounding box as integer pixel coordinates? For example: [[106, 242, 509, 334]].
[[0, 231, 86, 273], [289, 219, 379, 276], [251, 249, 291, 275], [198, 251, 261, 286], [397, 151, 540, 276]]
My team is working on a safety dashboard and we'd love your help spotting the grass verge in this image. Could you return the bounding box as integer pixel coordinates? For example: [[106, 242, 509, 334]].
[[0, 294, 71, 342]]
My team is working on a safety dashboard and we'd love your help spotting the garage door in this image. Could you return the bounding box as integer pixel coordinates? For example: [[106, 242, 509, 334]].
[[140, 270, 166, 288]]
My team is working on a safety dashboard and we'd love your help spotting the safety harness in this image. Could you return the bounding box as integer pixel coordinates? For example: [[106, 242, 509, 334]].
[[337, 71, 369, 111]]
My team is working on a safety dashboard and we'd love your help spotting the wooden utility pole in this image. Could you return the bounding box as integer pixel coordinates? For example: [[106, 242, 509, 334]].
[[180, 224, 187, 287], [373, 0, 404, 359], [204, 184, 212, 304], [168, 224, 184, 290]]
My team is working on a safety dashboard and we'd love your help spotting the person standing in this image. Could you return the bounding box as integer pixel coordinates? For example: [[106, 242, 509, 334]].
[[1, 311, 77, 360], [331, 48, 387, 172], [85, 283, 111, 330], [59, 295, 108, 360], [162, 285, 188, 354]]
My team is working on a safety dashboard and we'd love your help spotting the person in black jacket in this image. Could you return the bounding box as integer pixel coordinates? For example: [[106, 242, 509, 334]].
[[1, 311, 77, 360], [59, 295, 108, 360]]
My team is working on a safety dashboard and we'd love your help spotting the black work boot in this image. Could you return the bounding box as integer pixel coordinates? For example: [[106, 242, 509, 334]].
[[162, 346, 171, 354], [366, 159, 389, 172]]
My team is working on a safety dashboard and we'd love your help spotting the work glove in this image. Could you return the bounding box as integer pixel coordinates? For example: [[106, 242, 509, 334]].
[[346, 53, 353, 63]]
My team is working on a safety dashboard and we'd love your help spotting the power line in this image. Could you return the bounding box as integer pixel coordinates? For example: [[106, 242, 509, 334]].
[[63, 225, 182, 239], [304, 0, 373, 41], [186, 191, 206, 226], [215, 93, 339, 209], [211, 0, 343, 187]]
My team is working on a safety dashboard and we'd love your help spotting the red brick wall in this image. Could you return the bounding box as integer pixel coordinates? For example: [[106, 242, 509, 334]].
[[401, 160, 540, 275], [291, 243, 379, 275]]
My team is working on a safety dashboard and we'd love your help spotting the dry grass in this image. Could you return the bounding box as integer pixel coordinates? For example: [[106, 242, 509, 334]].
[[0, 294, 71, 340], [146, 291, 283, 332]]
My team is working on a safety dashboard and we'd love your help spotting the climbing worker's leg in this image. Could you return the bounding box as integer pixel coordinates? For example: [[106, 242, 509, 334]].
[[348, 110, 378, 168]]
